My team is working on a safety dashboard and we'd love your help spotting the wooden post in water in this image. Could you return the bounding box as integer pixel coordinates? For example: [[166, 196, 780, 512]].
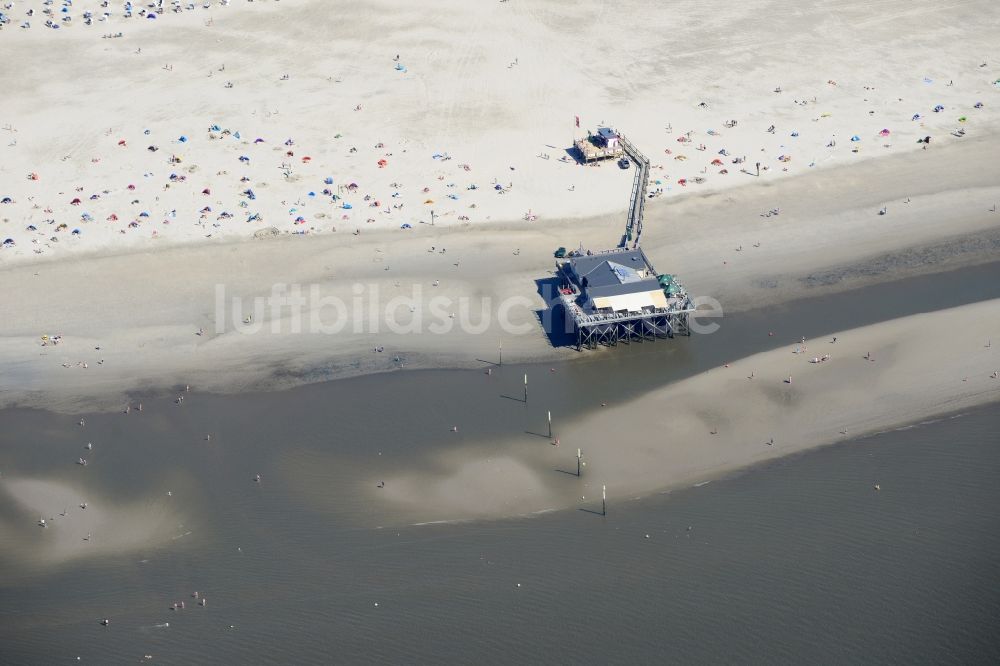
[[577, 448, 582, 477], [523, 373, 528, 403], [602, 484, 607, 516], [498, 338, 502, 367], [547, 410, 552, 438]]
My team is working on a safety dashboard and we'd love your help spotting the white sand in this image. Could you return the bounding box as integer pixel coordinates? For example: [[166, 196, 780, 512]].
[[2, 1, 999, 412], [373, 299, 1000, 523], [1, 0, 998, 263]]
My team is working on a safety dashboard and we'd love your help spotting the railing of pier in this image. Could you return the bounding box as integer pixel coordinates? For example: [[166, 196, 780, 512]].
[[618, 134, 650, 247]]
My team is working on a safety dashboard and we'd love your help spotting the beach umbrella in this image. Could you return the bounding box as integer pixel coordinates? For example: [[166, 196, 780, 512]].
[[879, 128, 891, 136], [295, 216, 306, 223], [139, 211, 150, 217], [127, 184, 136, 190], [302, 156, 312, 163], [27, 225, 37, 231], [933, 105, 944, 112], [202, 188, 211, 195], [401, 223, 412, 229], [912, 114, 921, 120], [129, 221, 139, 228], [238, 155, 250, 162], [850, 135, 861, 142], [424, 199, 434, 204], [0, 197, 12, 204], [107, 214, 118, 221], [254, 138, 265, 143], [178, 135, 188, 142], [711, 158, 723, 166], [790, 131, 799, 137], [342, 203, 353, 209], [3, 238, 14, 246], [72, 228, 82, 235], [323, 177, 334, 185], [958, 116, 967, 123], [147, 13, 156, 19], [118, 139, 127, 146], [70, 197, 81, 205]]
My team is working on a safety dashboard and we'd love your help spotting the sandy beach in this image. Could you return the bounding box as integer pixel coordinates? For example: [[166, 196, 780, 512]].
[[0, 0, 998, 526]]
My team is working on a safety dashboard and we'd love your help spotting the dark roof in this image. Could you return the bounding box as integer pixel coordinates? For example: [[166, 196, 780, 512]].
[[566, 248, 653, 289]]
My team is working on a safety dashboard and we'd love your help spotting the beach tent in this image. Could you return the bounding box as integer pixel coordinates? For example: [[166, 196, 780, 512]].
[[912, 114, 921, 120], [3, 238, 15, 246], [342, 203, 353, 209], [139, 211, 150, 217], [401, 223, 412, 229], [0, 197, 12, 204], [324, 177, 334, 185], [147, 13, 156, 19]]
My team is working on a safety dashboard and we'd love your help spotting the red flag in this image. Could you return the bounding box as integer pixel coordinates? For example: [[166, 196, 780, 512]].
[[575, 115, 580, 128]]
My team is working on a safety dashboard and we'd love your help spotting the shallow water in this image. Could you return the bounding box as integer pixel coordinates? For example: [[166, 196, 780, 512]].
[[1, 262, 999, 664]]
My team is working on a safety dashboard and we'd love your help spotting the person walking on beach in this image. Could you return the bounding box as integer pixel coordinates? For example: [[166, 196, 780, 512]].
[[755, 162, 760, 176]]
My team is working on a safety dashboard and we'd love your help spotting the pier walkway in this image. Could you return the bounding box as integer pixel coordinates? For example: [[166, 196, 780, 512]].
[[618, 134, 649, 248]]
